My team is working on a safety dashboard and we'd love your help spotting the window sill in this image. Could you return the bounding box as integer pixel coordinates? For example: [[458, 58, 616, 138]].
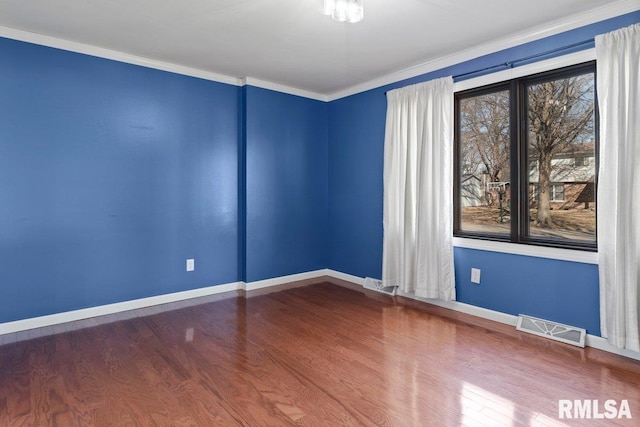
[[452, 237, 598, 265]]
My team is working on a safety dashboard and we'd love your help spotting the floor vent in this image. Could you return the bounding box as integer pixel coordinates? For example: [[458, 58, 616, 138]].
[[516, 314, 586, 347], [363, 277, 397, 296]]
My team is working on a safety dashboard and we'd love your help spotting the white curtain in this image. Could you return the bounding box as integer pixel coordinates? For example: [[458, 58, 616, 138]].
[[596, 23, 640, 352], [382, 77, 455, 300]]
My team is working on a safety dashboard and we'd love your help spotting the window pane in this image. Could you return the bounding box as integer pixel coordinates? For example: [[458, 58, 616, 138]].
[[552, 184, 565, 201], [526, 72, 596, 243], [459, 90, 510, 235]]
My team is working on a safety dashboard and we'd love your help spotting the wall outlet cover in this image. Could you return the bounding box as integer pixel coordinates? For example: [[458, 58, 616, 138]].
[[471, 268, 481, 284]]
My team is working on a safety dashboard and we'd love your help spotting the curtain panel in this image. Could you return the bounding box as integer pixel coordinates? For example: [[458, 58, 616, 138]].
[[596, 23, 640, 352], [382, 77, 455, 300]]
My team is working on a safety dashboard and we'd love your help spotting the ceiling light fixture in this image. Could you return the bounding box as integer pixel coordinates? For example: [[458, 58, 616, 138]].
[[320, 0, 364, 23]]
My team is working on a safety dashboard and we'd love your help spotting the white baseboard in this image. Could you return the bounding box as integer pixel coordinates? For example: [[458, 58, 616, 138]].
[[397, 289, 519, 327], [585, 335, 640, 361], [325, 269, 366, 286], [0, 269, 330, 336], [326, 269, 640, 362], [244, 269, 329, 291], [4, 268, 639, 361], [0, 281, 242, 335]]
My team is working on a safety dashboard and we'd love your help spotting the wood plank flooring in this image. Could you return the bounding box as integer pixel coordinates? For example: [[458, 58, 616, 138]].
[[1, 281, 639, 426]]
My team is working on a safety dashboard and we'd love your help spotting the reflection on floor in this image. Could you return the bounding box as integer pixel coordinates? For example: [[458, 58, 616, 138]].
[[1, 280, 638, 426]]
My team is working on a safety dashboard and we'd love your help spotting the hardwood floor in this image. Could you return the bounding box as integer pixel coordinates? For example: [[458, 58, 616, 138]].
[[1, 281, 639, 426]]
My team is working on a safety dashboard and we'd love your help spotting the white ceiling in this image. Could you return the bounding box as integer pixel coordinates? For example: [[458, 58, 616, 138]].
[[0, 0, 635, 98]]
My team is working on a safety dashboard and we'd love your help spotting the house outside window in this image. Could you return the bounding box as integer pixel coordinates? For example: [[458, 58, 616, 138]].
[[531, 183, 565, 202], [454, 62, 597, 250]]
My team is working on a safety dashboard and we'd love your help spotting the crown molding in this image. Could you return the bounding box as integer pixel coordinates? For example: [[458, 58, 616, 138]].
[[1, 0, 637, 103], [326, 0, 640, 101], [240, 77, 328, 102], [0, 25, 243, 86], [0, 25, 329, 101]]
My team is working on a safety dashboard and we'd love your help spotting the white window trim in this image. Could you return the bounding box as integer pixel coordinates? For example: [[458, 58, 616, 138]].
[[453, 48, 598, 263], [453, 237, 598, 264]]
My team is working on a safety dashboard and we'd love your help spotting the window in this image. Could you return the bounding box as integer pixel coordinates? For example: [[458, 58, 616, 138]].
[[454, 62, 597, 250], [551, 184, 565, 202], [532, 183, 565, 202]]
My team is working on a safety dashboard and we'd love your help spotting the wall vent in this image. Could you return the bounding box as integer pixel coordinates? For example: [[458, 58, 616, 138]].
[[363, 277, 397, 296], [516, 314, 586, 347]]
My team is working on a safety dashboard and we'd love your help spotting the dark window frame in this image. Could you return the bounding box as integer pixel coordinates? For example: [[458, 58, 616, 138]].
[[453, 61, 598, 251]]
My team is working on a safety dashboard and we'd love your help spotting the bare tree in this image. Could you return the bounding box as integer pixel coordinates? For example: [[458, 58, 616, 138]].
[[528, 74, 594, 226], [460, 91, 510, 183]]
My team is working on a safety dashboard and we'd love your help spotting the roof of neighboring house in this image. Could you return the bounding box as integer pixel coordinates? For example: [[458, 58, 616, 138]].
[[529, 163, 594, 183], [529, 140, 596, 160], [461, 174, 481, 183]]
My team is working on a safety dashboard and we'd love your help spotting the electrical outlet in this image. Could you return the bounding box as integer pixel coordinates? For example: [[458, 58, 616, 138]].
[[186, 258, 195, 272], [471, 268, 481, 284]]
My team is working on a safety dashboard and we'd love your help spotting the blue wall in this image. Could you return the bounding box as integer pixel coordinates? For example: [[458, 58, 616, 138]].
[[0, 38, 240, 323], [245, 87, 328, 282], [1, 11, 637, 330], [328, 91, 385, 279], [0, 38, 329, 323], [328, 11, 640, 336], [454, 249, 600, 334]]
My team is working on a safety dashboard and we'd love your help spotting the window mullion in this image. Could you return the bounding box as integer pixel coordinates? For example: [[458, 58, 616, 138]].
[[510, 79, 522, 244]]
